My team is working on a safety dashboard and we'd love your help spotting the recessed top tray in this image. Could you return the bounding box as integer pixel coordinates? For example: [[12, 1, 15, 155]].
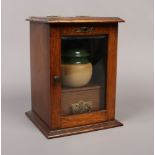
[[26, 16, 125, 23]]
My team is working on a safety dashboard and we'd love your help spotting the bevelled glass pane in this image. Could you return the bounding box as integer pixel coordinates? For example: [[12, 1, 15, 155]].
[[61, 35, 108, 116]]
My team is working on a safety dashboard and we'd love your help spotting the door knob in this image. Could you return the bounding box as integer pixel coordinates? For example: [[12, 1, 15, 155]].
[[53, 75, 60, 81]]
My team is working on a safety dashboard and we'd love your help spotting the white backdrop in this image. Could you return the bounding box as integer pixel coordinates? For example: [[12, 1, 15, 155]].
[[2, 0, 154, 155]]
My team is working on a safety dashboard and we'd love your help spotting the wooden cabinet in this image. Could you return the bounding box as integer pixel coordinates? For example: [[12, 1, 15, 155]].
[[26, 16, 125, 139]]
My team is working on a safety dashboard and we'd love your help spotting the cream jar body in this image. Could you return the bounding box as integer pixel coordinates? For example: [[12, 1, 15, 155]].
[[62, 49, 92, 88], [62, 63, 92, 87]]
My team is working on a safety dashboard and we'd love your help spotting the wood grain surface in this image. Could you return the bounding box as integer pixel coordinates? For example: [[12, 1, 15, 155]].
[[26, 111, 123, 139], [27, 17, 124, 138], [61, 84, 101, 116], [26, 16, 125, 23], [30, 22, 51, 127]]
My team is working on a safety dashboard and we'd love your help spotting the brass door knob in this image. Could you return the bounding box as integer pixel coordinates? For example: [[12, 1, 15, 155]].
[[53, 75, 60, 81]]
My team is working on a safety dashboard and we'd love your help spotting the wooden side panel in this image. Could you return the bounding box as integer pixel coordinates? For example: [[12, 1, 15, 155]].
[[106, 24, 118, 120], [30, 22, 51, 127], [50, 27, 62, 129]]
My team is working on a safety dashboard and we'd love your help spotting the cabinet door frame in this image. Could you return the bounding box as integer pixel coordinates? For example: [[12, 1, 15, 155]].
[[50, 23, 118, 129]]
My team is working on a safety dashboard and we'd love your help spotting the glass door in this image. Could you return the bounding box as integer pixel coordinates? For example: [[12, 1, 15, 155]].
[[61, 35, 108, 116]]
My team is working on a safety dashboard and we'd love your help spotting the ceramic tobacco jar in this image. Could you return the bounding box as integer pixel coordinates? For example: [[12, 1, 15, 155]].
[[62, 49, 92, 87]]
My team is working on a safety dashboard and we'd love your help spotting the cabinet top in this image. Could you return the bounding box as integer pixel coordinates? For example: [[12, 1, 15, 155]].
[[26, 16, 125, 23]]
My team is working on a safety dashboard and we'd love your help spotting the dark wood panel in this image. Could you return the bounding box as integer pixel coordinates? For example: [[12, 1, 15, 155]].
[[62, 84, 101, 93], [61, 84, 101, 116], [30, 22, 51, 127]]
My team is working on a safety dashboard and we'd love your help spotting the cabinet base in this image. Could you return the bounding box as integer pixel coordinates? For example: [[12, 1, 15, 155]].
[[26, 111, 123, 139]]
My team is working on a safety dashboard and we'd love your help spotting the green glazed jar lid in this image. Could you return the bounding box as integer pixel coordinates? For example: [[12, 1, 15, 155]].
[[62, 49, 90, 64], [62, 49, 89, 58]]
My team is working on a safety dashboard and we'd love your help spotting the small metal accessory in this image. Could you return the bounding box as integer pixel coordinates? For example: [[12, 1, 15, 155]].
[[71, 100, 93, 114], [75, 27, 94, 33], [53, 75, 60, 81]]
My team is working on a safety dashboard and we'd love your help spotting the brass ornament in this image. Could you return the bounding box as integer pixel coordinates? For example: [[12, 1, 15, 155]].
[[71, 100, 93, 114]]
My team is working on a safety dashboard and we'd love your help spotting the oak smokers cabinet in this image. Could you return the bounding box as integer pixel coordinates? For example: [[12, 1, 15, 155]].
[[26, 16, 125, 139]]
